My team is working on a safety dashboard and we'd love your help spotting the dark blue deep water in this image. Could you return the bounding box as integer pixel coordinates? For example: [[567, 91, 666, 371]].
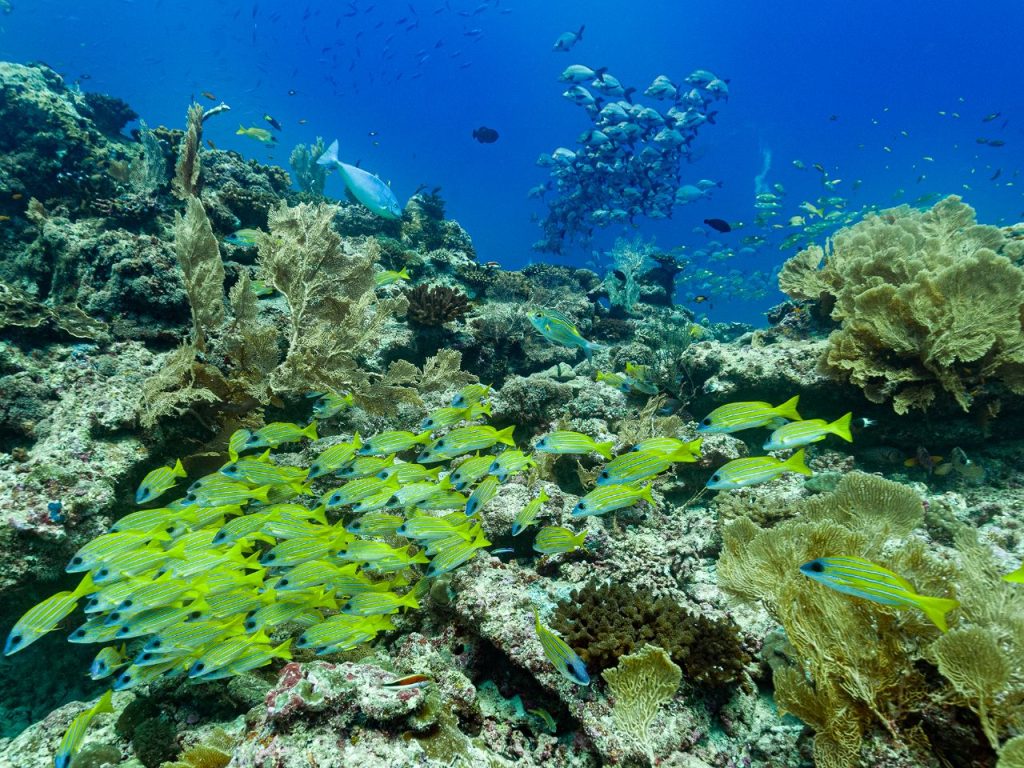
[[3, 0, 1023, 323]]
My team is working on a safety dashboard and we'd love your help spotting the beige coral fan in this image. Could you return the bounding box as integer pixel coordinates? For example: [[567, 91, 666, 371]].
[[778, 196, 1024, 413], [601, 644, 681, 761]]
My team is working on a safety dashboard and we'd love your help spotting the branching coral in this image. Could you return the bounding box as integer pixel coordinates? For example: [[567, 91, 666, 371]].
[[604, 236, 655, 312], [778, 196, 1024, 413], [602, 644, 681, 760], [405, 284, 471, 327], [718, 471, 1024, 767], [289, 137, 327, 196], [257, 201, 407, 399]]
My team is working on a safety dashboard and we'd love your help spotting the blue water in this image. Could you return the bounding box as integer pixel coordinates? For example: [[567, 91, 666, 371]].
[[3, 0, 1022, 323]]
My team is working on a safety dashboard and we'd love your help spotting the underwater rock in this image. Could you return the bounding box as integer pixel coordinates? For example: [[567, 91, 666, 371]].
[[200, 149, 295, 231]]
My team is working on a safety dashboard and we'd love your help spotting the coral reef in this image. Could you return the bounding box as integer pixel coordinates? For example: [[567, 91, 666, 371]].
[[288, 136, 327, 196], [551, 580, 749, 686], [779, 196, 1024, 414], [406, 283, 471, 327]]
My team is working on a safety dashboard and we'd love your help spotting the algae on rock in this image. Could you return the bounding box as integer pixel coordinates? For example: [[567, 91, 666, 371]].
[[778, 196, 1024, 413]]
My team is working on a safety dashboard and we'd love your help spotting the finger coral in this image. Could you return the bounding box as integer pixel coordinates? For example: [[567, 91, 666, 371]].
[[778, 196, 1024, 413]]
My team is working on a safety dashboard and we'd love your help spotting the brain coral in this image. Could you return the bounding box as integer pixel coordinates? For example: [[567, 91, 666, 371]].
[[778, 196, 1024, 413]]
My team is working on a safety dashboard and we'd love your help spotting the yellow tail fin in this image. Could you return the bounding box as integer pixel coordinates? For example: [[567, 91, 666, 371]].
[[784, 448, 813, 476], [496, 425, 516, 447], [92, 689, 114, 715], [830, 412, 854, 443], [773, 395, 801, 422], [915, 595, 959, 632], [594, 440, 614, 460], [302, 421, 319, 441]]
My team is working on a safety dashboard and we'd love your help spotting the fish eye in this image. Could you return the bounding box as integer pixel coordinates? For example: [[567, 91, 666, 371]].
[[189, 611, 201, 619], [123, 600, 133, 607], [578, 503, 586, 510], [117, 627, 130, 635], [711, 474, 720, 482], [9, 635, 21, 647], [152, 640, 162, 648], [72, 556, 83, 565], [226, 464, 237, 472], [121, 674, 132, 683], [110, 612, 121, 621], [187, 493, 197, 502], [436, 440, 446, 448], [194, 663, 205, 672], [72, 629, 85, 639], [599, 471, 609, 479], [140, 487, 149, 497], [265, 553, 276, 562], [808, 560, 825, 573], [97, 569, 109, 578], [701, 417, 711, 425], [387, 495, 399, 505]]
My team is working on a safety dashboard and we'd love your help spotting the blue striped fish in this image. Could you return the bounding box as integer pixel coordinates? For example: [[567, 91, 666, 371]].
[[800, 555, 959, 631], [532, 606, 589, 685]]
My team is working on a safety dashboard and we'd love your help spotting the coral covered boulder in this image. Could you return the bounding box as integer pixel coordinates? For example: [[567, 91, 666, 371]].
[[779, 196, 1024, 413]]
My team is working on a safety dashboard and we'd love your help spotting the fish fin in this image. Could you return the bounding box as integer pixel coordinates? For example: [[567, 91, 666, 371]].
[[164, 542, 188, 560], [308, 506, 328, 525], [72, 572, 96, 599], [351, 432, 362, 450], [93, 689, 115, 715], [594, 66, 608, 79], [496, 425, 516, 446], [171, 458, 187, 477], [831, 412, 854, 442], [317, 139, 340, 166], [398, 268, 411, 279], [249, 485, 272, 504], [594, 441, 614, 460], [576, 24, 585, 39], [273, 639, 293, 660], [583, 340, 605, 360], [302, 421, 319, 441], [687, 437, 704, 457], [914, 595, 959, 632], [638, 484, 655, 506], [623, 87, 636, 103], [774, 395, 802, 422], [414, 429, 433, 445], [784, 448, 813, 476]]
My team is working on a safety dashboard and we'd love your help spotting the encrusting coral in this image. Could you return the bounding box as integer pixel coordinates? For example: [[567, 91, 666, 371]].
[[779, 196, 1024, 413]]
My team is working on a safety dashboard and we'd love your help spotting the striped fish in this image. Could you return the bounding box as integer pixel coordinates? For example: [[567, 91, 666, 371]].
[[54, 689, 114, 768], [451, 383, 491, 408], [532, 607, 590, 685], [4, 573, 95, 655], [800, 555, 959, 631], [357, 430, 432, 456], [533, 526, 587, 555], [534, 431, 613, 459], [135, 459, 187, 504], [698, 395, 801, 434], [596, 450, 678, 485], [631, 436, 702, 461], [572, 483, 654, 517], [426, 530, 491, 577], [307, 435, 362, 479], [763, 413, 853, 451], [466, 475, 500, 516], [512, 489, 550, 536], [706, 448, 811, 490]]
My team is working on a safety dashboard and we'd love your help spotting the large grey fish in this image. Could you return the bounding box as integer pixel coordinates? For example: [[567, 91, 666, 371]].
[[553, 25, 585, 52], [317, 140, 402, 219]]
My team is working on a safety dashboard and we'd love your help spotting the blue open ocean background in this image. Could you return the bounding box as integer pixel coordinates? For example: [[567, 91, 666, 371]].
[[3, 0, 1023, 323]]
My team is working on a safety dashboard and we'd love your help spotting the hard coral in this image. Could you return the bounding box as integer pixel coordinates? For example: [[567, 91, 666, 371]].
[[551, 580, 748, 687], [779, 196, 1024, 414], [406, 284, 471, 327]]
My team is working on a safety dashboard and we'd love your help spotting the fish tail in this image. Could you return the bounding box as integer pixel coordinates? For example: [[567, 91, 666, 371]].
[[302, 421, 319, 441], [594, 441, 614, 460], [72, 572, 96, 600], [93, 688, 115, 715], [496, 425, 516, 446], [831, 412, 854, 442], [250, 485, 272, 504], [774, 395, 802, 422], [583, 339, 605, 360], [638, 483, 655, 506], [687, 437, 704, 457], [623, 87, 636, 103], [1003, 566, 1024, 583], [414, 429, 433, 445], [171, 458, 187, 477], [594, 66, 608, 79], [784, 448, 813, 476], [236, 124, 245, 134], [351, 432, 362, 450], [914, 595, 959, 632], [398, 268, 411, 280], [273, 639, 293, 661], [317, 139, 340, 166]]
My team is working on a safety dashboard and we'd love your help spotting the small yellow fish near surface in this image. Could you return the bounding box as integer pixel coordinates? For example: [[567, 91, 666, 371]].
[[707, 448, 812, 490], [763, 413, 853, 451], [801, 556, 959, 631], [698, 396, 801, 434]]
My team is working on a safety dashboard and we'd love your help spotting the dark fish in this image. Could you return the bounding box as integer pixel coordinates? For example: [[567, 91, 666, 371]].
[[812, 163, 826, 173], [472, 126, 499, 144], [612, 269, 627, 281], [987, 139, 1006, 147], [991, 168, 1002, 181], [264, 114, 282, 131], [829, 114, 838, 121], [692, 295, 710, 304], [982, 112, 1001, 122], [976, 137, 990, 144], [287, 89, 297, 96], [206, 139, 217, 149], [201, 91, 216, 101], [703, 218, 731, 233]]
